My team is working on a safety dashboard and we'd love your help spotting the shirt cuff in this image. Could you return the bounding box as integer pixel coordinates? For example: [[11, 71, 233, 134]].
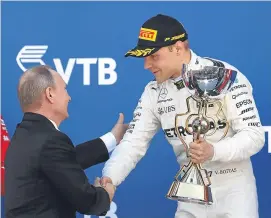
[[100, 132, 117, 153]]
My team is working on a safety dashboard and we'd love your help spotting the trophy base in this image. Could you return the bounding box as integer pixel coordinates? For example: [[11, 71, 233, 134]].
[[166, 181, 213, 205]]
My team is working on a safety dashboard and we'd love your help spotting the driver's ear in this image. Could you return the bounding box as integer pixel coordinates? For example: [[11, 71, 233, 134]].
[[175, 41, 183, 52]]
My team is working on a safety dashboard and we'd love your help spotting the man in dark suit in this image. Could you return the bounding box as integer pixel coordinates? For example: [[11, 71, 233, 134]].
[[4, 65, 127, 218]]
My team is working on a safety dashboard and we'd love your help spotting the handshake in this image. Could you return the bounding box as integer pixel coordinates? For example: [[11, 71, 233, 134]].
[[94, 177, 115, 202]]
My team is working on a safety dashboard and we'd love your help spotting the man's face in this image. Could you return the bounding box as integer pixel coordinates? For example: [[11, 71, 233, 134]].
[[51, 71, 71, 120], [143, 46, 180, 83]]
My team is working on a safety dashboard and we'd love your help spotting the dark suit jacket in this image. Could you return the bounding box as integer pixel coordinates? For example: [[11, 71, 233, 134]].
[[4, 112, 111, 218]]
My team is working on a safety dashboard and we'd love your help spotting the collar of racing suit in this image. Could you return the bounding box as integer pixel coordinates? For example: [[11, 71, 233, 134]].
[[171, 49, 199, 83]]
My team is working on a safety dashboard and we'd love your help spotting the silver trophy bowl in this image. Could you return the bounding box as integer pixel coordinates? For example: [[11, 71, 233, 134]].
[[182, 64, 237, 100]]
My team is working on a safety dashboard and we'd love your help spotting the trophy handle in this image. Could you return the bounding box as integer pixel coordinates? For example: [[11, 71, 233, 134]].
[[205, 100, 230, 140], [215, 100, 229, 140], [203, 102, 217, 137], [175, 96, 194, 157]]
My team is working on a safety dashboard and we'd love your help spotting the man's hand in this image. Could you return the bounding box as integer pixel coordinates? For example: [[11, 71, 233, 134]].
[[94, 177, 102, 187], [189, 137, 214, 164], [103, 183, 116, 202], [100, 176, 113, 188], [94, 177, 115, 202], [111, 113, 128, 144]]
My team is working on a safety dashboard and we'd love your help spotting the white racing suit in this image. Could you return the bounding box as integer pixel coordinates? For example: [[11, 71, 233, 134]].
[[103, 50, 265, 218]]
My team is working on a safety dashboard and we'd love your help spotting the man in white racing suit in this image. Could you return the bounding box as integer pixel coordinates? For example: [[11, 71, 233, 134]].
[[101, 14, 265, 218]]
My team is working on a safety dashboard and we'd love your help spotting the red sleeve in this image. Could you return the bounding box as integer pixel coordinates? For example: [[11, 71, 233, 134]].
[[1, 115, 10, 196]]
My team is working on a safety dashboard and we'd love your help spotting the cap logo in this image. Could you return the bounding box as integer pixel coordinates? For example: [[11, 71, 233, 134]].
[[139, 28, 157, 42], [164, 33, 185, 42], [126, 48, 155, 57]]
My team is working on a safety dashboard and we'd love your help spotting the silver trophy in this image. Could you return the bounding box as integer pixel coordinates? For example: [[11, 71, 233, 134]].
[[166, 64, 237, 205]]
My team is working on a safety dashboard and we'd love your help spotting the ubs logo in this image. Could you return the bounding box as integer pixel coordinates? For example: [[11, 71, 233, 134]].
[[158, 105, 175, 115]]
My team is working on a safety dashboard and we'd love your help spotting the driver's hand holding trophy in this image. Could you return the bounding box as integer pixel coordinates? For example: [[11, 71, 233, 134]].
[[166, 63, 237, 205]]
